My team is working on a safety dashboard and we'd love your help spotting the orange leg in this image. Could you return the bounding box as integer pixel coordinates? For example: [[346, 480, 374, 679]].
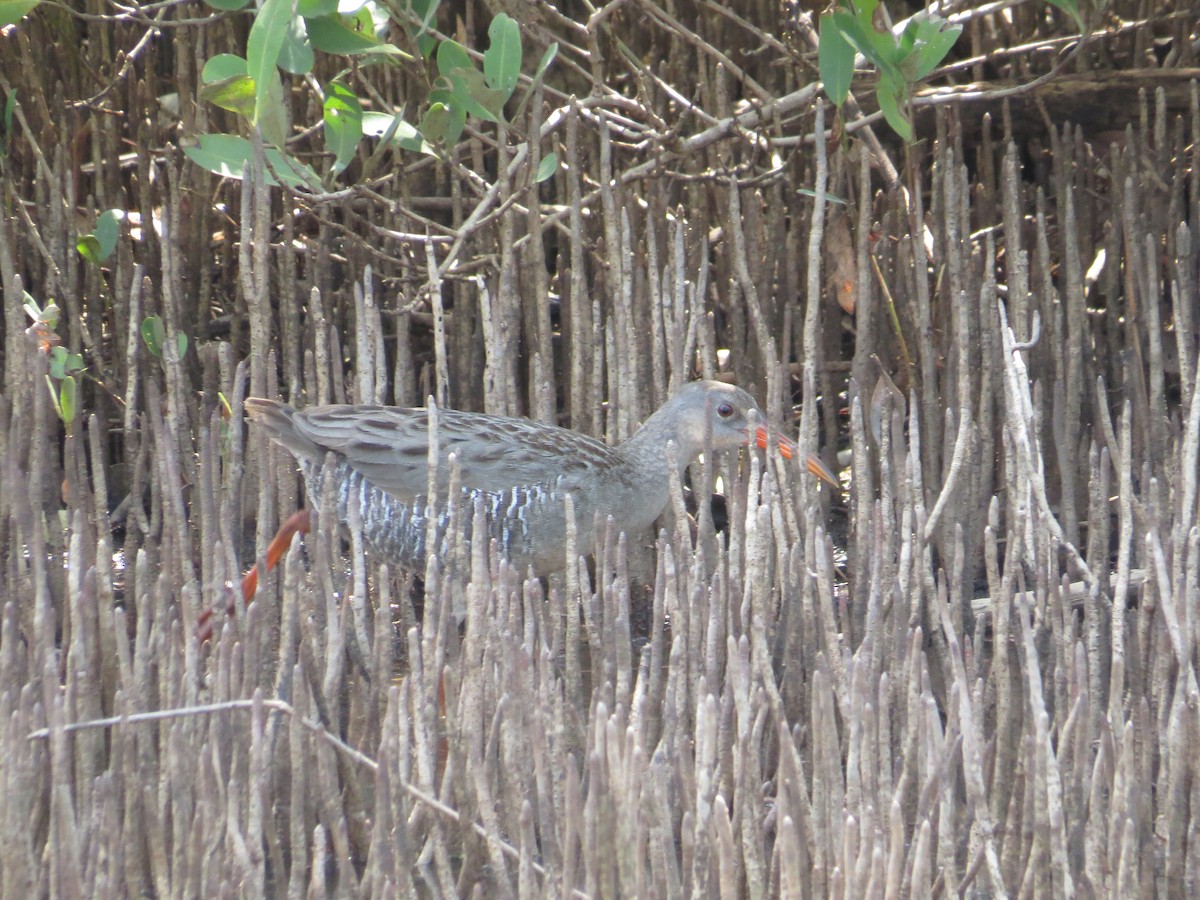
[[196, 509, 312, 642]]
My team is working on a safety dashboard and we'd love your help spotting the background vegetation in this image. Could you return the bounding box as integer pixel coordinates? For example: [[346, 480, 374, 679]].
[[2, 0, 1199, 895]]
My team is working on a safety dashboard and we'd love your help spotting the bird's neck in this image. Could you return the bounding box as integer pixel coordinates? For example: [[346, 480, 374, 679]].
[[613, 409, 698, 484]]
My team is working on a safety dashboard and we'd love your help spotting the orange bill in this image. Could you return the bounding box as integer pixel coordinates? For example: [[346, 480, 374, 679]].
[[754, 426, 840, 489]]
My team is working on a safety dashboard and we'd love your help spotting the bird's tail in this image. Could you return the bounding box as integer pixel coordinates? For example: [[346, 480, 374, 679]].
[[245, 397, 325, 462]]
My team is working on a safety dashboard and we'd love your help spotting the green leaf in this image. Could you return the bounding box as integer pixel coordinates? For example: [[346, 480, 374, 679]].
[[426, 79, 471, 139], [483, 13, 521, 101], [255, 68, 288, 146], [408, 0, 441, 58], [93, 209, 122, 259], [910, 18, 961, 80], [410, 0, 440, 31], [76, 235, 103, 264], [76, 209, 124, 263], [420, 101, 453, 145], [796, 187, 848, 205], [436, 39, 472, 78], [0, 0, 40, 26], [896, 17, 919, 59], [183, 133, 321, 189], [323, 81, 363, 175], [306, 11, 410, 57], [1, 90, 14, 152], [247, 0, 293, 128], [278, 15, 315, 74], [512, 42, 557, 122], [361, 111, 433, 154], [876, 77, 912, 142], [199, 74, 257, 117], [447, 68, 503, 123], [818, 13, 854, 107], [832, 6, 902, 84], [25, 296, 57, 328], [204, 0, 250, 9], [534, 151, 557, 183], [0, 95, 9, 157], [444, 107, 466, 144], [296, 0, 336, 16], [140, 315, 186, 361], [829, 12, 874, 62], [1046, 0, 1085, 30], [48, 346, 68, 379], [201, 54, 248, 83], [58, 374, 77, 424], [141, 315, 165, 357], [531, 41, 557, 81], [45, 375, 63, 421]]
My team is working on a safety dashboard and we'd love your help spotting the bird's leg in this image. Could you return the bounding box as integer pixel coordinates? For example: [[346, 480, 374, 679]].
[[196, 508, 313, 642], [240, 508, 314, 600]]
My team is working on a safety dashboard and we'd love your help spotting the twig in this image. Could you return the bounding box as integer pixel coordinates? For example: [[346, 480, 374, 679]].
[[27, 696, 592, 900]]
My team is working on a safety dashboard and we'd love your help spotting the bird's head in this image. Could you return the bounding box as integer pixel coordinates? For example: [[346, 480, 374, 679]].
[[659, 380, 838, 488]]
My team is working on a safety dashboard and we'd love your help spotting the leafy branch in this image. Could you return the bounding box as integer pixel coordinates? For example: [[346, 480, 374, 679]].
[[818, 0, 961, 142], [188, 0, 558, 190]]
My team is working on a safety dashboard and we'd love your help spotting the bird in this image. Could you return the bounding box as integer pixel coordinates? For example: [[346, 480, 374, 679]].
[[241, 380, 838, 584]]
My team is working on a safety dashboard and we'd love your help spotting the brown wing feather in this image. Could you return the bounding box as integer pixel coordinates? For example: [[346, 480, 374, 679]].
[[267, 403, 614, 502]]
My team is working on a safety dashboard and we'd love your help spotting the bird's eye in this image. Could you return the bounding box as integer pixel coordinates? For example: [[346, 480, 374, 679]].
[[716, 402, 734, 418]]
